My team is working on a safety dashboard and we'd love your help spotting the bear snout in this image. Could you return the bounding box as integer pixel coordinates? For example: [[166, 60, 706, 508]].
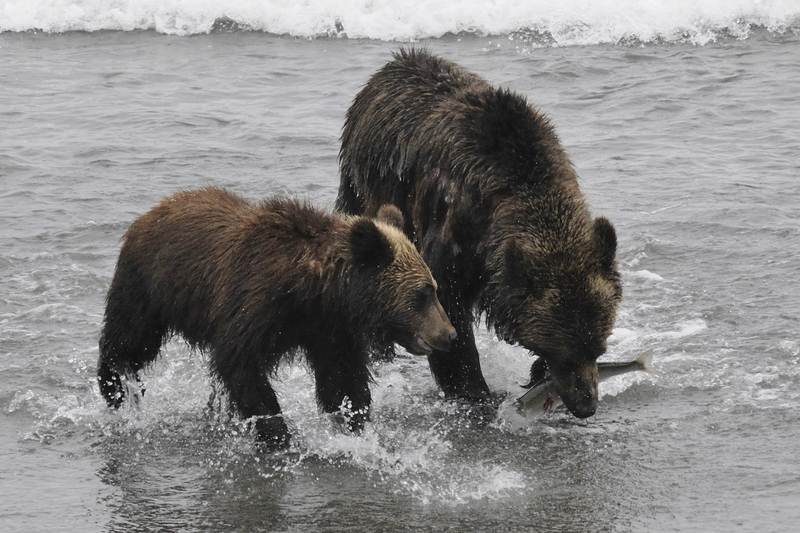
[[569, 395, 598, 419], [552, 362, 599, 419], [426, 322, 457, 352], [400, 294, 457, 355], [425, 301, 457, 351]]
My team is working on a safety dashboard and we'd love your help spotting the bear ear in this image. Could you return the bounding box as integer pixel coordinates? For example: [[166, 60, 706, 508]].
[[351, 219, 395, 268], [593, 217, 617, 272], [376, 204, 405, 230]]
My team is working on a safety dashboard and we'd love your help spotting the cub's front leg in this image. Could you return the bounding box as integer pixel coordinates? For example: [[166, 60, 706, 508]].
[[307, 339, 372, 433]]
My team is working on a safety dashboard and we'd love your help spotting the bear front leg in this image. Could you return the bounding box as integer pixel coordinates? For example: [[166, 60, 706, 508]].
[[308, 343, 371, 433], [427, 287, 491, 401], [213, 351, 289, 449]]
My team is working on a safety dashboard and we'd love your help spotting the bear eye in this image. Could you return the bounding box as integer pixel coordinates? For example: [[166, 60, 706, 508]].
[[413, 285, 434, 309]]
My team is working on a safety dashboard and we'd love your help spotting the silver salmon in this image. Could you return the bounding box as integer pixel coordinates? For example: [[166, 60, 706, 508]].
[[515, 353, 652, 416]]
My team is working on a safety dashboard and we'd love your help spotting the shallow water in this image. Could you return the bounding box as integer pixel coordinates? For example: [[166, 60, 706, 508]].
[[2, 19, 800, 533]]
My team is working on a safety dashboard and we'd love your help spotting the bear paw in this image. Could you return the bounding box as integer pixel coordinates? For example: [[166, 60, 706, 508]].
[[253, 416, 290, 451]]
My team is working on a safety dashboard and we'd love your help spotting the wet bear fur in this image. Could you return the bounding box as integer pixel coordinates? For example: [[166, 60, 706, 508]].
[[336, 49, 622, 418], [97, 187, 454, 447]]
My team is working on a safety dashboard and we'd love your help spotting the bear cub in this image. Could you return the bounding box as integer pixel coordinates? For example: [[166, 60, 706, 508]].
[[97, 187, 455, 448]]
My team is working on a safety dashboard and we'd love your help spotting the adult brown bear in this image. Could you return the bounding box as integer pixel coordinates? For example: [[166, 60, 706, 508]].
[[97, 188, 455, 447], [336, 49, 622, 418]]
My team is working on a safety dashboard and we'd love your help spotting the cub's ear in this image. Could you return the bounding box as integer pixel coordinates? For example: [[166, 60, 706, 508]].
[[376, 204, 405, 230], [593, 217, 617, 272], [351, 219, 394, 268]]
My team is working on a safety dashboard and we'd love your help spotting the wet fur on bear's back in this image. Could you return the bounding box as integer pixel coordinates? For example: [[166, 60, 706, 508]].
[[338, 48, 577, 221], [118, 189, 360, 364]]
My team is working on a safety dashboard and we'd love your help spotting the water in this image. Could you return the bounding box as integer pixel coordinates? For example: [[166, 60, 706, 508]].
[[2, 3, 800, 531]]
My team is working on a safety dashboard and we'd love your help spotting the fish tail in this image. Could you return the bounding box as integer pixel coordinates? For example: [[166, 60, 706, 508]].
[[636, 351, 654, 372]]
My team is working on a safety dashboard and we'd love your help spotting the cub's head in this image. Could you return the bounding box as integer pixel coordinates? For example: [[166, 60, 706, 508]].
[[349, 205, 456, 355], [500, 217, 622, 418]]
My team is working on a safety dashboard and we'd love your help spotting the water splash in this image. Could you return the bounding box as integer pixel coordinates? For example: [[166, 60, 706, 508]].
[[6, 341, 527, 504]]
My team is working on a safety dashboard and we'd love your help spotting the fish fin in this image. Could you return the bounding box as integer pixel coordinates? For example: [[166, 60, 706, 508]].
[[636, 351, 654, 373]]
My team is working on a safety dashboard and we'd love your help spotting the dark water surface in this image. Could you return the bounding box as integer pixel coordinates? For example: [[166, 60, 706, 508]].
[[1, 31, 799, 531]]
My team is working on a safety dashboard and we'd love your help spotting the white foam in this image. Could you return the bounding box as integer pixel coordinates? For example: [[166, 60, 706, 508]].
[[1, 0, 798, 43], [777, 339, 799, 357], [607, 327, 639, 346], [627, 269, 665, 282], [656, 318, 708, 340]]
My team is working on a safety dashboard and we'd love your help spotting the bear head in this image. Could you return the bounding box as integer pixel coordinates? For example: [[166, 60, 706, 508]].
[[349, 204, 456, 355], [500, 217, 622, 418]]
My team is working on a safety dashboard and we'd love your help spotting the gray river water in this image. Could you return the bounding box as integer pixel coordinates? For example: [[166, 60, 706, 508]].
[[1, 29, 799, 531]]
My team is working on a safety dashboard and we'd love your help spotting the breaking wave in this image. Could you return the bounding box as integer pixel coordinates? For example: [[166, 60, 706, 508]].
[[1, 0, 799, 45]]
